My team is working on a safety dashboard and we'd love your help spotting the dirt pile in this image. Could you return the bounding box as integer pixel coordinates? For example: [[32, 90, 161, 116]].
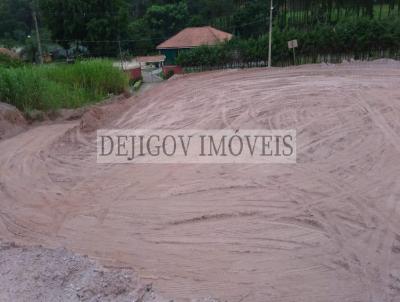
[[79, 95, 136, 132], [0, 241, 168, 302], [0, 102, 27, 140]]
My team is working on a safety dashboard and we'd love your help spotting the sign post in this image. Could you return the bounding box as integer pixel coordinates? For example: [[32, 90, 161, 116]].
[[288, 40, 298, 65]]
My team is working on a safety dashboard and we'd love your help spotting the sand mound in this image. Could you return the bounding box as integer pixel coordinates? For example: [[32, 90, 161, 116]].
[[79, 95, 135, 132], [0, 102, 27, 140], [80, 107, 105, 132]]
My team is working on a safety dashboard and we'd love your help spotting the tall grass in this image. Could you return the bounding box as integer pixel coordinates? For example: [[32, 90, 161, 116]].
[[0, 59, 129, 112]]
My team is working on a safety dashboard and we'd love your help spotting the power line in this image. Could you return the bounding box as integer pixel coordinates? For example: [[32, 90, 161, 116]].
[[38, 15, 271, 44]]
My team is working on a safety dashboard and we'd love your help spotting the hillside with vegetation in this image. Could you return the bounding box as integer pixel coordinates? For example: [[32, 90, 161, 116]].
[[1, 0, 400, 60]]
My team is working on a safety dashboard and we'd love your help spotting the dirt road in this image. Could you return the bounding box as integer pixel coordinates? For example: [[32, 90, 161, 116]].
[[1, 61, 400, 302]]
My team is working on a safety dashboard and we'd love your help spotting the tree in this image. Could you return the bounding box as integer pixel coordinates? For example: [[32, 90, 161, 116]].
[[232, 0, 268, 38], [40, 0, 130, 56], [0, 0, 33, 46], [127, 19, 154, 55], [144, 2, 190, 46]]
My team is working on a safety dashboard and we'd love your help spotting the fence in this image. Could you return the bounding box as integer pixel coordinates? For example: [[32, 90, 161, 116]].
[[182, 48, 400, 73]]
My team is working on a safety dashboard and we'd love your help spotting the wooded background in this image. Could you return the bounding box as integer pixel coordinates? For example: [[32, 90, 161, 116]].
[[1, 0, 399, 65]]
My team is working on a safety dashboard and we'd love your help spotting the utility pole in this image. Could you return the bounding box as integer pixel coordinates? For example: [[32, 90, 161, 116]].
[[32, 1, 43, 64], [118, 40, 124, 71], [268, 0, 273, 68]]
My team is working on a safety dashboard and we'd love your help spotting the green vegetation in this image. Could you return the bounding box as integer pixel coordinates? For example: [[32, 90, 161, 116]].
[[39, 0, 129, 56], [277, 2, 400, 27], [161, 70, 175, 80], [129, 76, 143, 87], [2, 0, 400, 58], [133, 80, 142, 91], [177, 17, 400, 67], [0, 53, 24, 68], [0, 60, 129, 112], [3, 1, 398, 115], [1, 0, 400, 73]]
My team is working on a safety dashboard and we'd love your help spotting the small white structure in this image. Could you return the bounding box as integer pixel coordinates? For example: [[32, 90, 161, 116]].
[[136, 55, 166, 69]]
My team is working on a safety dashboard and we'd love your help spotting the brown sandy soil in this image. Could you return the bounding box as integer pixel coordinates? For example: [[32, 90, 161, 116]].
[[1, 61, 400, 302], [0, 241, 168, 302]]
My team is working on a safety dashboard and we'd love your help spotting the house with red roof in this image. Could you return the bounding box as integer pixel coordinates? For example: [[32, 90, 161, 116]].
[[156, 26, 233, 66]]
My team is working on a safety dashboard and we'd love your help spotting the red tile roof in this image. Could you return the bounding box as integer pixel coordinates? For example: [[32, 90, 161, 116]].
[[157, 26, 233, 49]]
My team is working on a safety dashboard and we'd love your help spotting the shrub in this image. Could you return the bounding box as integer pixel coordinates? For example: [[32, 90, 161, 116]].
[[0, 53, 24, 68], [129, 76, 143, 87], [133, 80, 142, 91], [160, 69, 175, 80], [176, 17, 400, 67], [166, 70, 175, 79]]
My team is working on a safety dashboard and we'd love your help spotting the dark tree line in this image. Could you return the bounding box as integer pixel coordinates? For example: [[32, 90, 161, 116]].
[[274, 0, 400, 27], [1, 0, 400, 57]]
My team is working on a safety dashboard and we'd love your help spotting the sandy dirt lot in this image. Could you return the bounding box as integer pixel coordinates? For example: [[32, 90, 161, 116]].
[[1, 61, 400, 302]]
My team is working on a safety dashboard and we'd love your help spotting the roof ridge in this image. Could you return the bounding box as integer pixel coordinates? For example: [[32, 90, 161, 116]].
[[207, 26, 219, 42]]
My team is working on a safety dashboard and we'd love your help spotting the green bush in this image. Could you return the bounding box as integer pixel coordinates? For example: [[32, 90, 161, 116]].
[[160, 69, 175, 80], [177, 17, 400, 67], [129, 76, 143, 87], [133, 80, 142, 91], [166, 70, 175, 79], [0, 59, 129, 112]]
